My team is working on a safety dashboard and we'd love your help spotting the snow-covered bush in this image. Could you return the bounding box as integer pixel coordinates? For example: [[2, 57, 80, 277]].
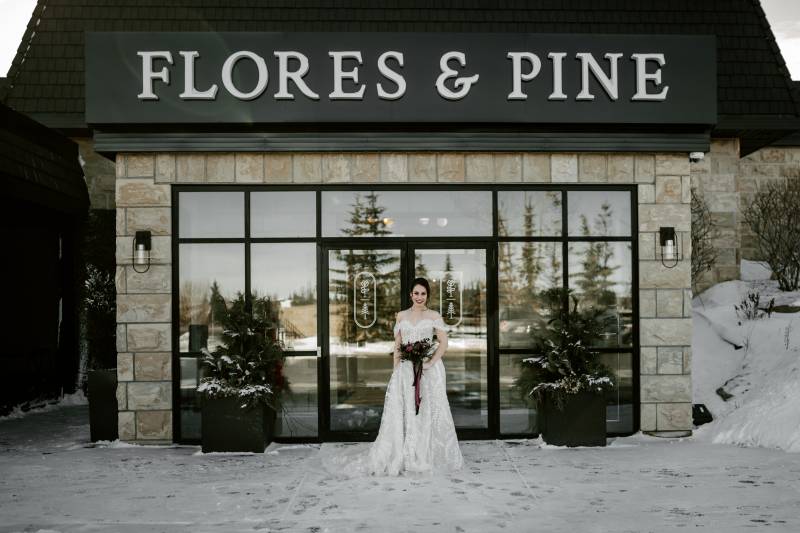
[[742, 178, 800, 291], [198, 293, 288, 410], [691, 187, 719, 287], [734, 290, 775, 322], [516, 291, 615, 411]]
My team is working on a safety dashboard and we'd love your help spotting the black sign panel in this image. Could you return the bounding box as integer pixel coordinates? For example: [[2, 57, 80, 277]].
[[85, 32, 716, 125]]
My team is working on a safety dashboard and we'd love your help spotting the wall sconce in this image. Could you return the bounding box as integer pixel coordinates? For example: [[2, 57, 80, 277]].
[[132, 230, 152, 273], [659, 227, 680, 268]]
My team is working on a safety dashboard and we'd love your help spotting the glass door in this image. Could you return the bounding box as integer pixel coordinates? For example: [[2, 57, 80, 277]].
[[412, 245, 490, 435], [321, 243, 491, 440], [323, 246, 404, 439]]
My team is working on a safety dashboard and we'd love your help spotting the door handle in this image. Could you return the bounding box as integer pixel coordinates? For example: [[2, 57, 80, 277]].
[[316, 346, 322, 358]]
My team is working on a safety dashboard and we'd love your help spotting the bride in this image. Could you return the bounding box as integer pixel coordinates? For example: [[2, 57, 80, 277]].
[[363, 277, 464, 475]]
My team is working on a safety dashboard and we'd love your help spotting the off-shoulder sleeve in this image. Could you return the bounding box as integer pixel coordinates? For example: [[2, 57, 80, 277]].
[[393, 319, 401, 335], [432, 316, 446, 331]]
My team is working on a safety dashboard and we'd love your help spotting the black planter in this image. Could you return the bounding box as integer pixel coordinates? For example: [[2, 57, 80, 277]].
[[201, 396, 276, 453], [538, 390, 607, 447], [88, 368, 119, 442]]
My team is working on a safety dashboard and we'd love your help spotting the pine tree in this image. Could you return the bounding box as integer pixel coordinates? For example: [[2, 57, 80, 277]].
[[497, 213, 518, 307], [414, 253, 428, 279], [520, 197, 543, 303], [573, 202, 619, 308], [208, 280, 228, 327], [330, 192, 399, 345]]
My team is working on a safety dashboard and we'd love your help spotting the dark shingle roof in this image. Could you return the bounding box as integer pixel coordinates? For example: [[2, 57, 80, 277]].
[[2, 0, 798, 153], [1, 101, 88, 213]]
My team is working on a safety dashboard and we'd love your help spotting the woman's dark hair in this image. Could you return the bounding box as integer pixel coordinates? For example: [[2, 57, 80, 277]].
[[410, 277, 431, 297]]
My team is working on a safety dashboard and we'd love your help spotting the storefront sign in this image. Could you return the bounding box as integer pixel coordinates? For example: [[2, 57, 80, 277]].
[[86, 32, 716, 125]]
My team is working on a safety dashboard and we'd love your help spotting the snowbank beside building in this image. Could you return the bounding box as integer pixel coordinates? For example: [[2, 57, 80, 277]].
[[691, 277, 800, 453]]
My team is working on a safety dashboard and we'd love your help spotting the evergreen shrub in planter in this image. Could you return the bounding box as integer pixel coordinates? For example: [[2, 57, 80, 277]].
[[516, 292, 615, 447], [198, 294, 287, 453]]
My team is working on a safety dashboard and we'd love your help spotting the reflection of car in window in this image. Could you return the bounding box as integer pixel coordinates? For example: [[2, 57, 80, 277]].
[[593, 305, 633, 347], [499, 306, 550, 348]]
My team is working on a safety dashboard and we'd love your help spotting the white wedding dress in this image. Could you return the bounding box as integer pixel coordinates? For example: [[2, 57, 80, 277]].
[[323, 316, 464, 477]]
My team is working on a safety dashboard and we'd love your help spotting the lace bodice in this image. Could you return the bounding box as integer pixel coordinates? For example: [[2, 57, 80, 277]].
[[393, 316, 447, 343]]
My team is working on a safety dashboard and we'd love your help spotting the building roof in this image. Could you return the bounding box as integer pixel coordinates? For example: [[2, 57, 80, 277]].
[[1, 0, 798, 155], [770, 81, 800, 147], [1, 101, 89, 214]]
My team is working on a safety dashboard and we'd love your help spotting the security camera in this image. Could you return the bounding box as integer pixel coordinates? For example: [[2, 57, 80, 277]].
[[689, 152, 705, 163]]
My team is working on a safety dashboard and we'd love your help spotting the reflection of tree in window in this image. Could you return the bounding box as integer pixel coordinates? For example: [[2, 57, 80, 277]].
[[179, 280, 233, 352], [415, 253, 428, 279], [498, 197, 561, 312], [520, 198, 543, 303], [575, 202, 619, 308], [179, 280, 209, 331], [331, 192, 399, 346]]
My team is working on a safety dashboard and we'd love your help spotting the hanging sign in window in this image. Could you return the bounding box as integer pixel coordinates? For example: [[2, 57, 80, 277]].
[[432, 271, 463, 328], [353, 271, 377, 329]]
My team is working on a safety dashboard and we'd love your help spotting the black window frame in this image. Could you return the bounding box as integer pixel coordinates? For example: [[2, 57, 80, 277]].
[[171, 183, 639, 444]]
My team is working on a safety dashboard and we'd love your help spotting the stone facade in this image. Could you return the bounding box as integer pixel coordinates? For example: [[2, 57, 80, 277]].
[[115, 150, 694, 442], [691, 139, 800, 291], [75, 138, 116, 210]]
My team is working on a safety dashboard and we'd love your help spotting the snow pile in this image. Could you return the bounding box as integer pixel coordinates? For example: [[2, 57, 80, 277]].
[[739, 258, 773, 281], [692, 278, 800, 452], [0, 389, 88, 421]]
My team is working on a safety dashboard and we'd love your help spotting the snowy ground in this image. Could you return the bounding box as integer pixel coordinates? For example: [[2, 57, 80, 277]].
[[4, 260, 800, 532], [2, 404, 800, 532]]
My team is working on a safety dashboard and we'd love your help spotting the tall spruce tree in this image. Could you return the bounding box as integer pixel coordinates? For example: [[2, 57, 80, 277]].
[[496, 213, 518, 307], [574, 202, 619, 307], [520, 197, 544, 304], [331, 192, 399, 345]]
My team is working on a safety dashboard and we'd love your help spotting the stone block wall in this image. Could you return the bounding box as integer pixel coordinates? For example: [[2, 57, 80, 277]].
[[691, 139, 800, 291], [115, 150, 693, 442], [75, 138, 116, 209], [115, 154, 173, 443]]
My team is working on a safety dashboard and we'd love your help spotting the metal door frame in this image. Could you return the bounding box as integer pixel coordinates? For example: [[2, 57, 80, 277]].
[[318, 240, 494, 441]]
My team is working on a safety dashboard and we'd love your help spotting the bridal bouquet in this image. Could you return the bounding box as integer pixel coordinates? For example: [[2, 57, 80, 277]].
[[400, 338, 435, 415]]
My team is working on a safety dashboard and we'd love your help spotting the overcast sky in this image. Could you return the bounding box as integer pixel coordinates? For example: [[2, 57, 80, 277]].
[[1, 0, 799, 79]]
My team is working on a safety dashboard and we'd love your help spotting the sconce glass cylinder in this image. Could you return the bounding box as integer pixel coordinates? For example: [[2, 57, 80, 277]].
[[659, 226, 679, 268], [132, 230, 152, 273]]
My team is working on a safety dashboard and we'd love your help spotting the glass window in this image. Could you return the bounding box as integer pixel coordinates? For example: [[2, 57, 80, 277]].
[[251, 191, 316, 238], [322, 190, 492, 237], [498, 241, 563, 349], [499, 353, 538, 435], [178, 243, 245, 353], [600, 352, 634, 434], [178, 192, 244, 238], [567, 191, 631, 237], [179, 357, 201, 440], [568, 242, 633, 347], [275, 356, 319, 437], [251, 243, 317, 351], [497, 190, 562, 237]]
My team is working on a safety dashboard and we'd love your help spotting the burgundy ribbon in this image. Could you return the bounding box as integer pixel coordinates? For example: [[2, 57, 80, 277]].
[[412, 361, 424, 415]]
